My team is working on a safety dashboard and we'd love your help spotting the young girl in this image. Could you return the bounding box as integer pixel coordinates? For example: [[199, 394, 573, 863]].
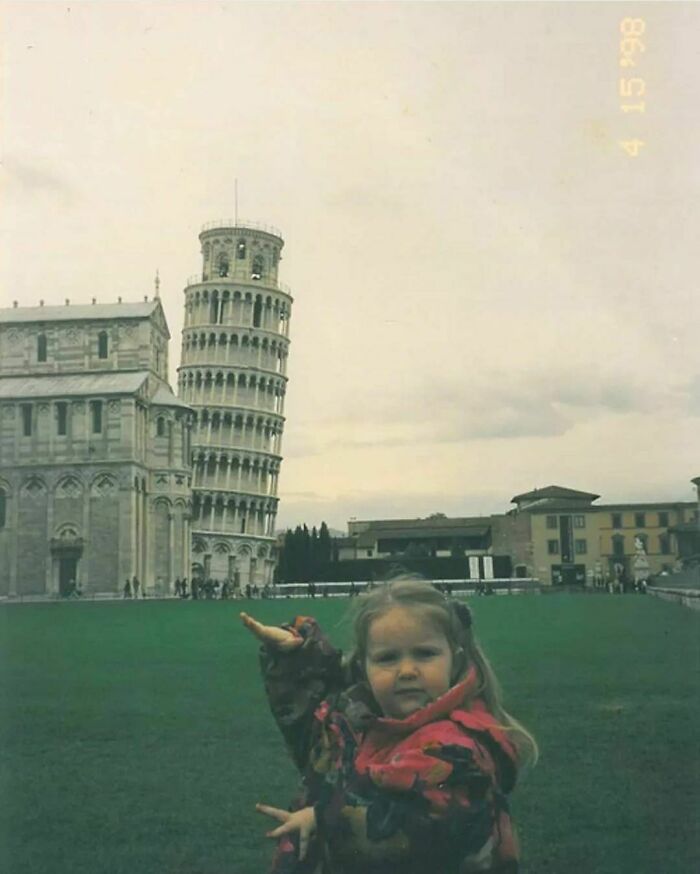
[[241, 577, 537, 874]]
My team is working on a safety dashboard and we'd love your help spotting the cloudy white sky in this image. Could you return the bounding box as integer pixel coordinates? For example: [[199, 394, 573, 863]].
[[1, 1, 699, 530]]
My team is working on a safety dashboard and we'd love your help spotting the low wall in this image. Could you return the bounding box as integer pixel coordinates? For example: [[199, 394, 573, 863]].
[[648, 586, 700, 611]]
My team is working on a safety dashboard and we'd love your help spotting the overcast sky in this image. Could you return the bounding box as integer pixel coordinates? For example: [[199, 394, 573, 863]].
[[2, 1, 699, 531]]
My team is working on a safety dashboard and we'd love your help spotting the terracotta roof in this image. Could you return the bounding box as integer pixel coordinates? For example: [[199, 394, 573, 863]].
[[0, 371, 149, 399], [375, 526, 490, 541], [511, 485, 600, 503], [517, 499, 596, 513], [355, 516, 488, 531]]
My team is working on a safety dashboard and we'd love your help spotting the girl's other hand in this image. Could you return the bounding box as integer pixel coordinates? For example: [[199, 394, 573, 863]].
[[256, 803, 317, 860], [240, 612, 302, 651]]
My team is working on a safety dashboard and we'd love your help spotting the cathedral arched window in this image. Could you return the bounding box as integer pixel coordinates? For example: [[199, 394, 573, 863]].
[[236, 239, 246, 260], [21, 404, 33, 437], [90, 400, 103, 434], [251, 255, 263, 280], [157, 416, 165, 437], [37, 334, 47, 362], [56, 402, 68, 436], [98, 331, 109, 359], [253, 296, 262, 328]]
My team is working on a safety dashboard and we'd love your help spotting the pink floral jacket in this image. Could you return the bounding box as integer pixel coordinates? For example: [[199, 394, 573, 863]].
[[259, 616, 520, 874]]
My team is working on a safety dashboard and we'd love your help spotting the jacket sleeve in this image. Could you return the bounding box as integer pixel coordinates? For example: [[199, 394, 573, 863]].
[[314, 727, 519, 872], [259, 616, 346, 773]]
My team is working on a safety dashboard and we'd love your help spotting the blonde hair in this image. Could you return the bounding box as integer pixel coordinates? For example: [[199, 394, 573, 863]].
[[348, 576, 538, 768]]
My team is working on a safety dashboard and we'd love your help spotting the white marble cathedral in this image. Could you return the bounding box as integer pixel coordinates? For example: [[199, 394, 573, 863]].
[[0, 297, 193, 596], [178, 221, 292, 587]]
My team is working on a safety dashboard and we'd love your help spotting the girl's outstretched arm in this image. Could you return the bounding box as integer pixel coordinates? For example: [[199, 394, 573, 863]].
[[242, 613, 346, 772], [240, 612, 303, 651]]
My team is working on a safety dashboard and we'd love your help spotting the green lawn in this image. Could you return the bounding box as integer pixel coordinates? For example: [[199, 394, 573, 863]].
[[0, 595, 698, 874]]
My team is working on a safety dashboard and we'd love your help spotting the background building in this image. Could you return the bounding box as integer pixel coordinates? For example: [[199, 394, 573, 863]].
[[509, 485, 696, 585], [326, 485, 697, 586], [0, 298, 193, 596], [178, 221, 292, 586], [320, 515, 512, 583]]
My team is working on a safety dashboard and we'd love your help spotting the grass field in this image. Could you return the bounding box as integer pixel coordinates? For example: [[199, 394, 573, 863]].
[[0, 595, 698, 874]]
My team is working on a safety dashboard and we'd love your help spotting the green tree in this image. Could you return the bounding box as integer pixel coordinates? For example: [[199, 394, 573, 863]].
[[318, 522, 332, 564]]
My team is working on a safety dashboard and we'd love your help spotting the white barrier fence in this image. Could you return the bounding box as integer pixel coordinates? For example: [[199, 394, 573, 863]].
[[272, 579, 540, 598], [647, 586, 700, 611]]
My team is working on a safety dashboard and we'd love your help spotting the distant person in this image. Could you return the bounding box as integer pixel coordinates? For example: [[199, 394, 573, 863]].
[[245, 583, 252, 599], [349, 581, 357, 598], [132, 575, 140, 598], [240, 576, 536, 872], [182, 578, 189, 599], [174, 578, 182, 597], [123, 578, 132, 599]]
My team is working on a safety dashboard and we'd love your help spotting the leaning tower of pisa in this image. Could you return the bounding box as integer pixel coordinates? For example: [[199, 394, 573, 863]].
[[178, 221, 292, 587]]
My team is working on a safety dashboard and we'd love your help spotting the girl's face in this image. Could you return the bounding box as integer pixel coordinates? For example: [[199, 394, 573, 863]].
[[364, 606, 453, 719]]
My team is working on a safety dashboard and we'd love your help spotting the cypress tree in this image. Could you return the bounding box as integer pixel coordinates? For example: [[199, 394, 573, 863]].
[[319, 522, 332, 564]]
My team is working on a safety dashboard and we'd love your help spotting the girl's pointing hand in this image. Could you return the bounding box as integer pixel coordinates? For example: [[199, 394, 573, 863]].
[[256, 803, 317, 860], [240, 612, 302, 651]]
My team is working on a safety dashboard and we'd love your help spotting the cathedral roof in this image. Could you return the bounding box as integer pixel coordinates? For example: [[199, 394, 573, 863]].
[[0, 370, 149, 399], [151, 384, 192, 410], [0, 300, 160, 324]]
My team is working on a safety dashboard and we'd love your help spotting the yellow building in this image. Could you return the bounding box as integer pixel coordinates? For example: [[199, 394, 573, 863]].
[[511, 486, 696, 586]]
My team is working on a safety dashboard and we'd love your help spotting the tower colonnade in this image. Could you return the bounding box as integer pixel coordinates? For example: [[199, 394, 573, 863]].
[[178, 221, 292, 586]]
